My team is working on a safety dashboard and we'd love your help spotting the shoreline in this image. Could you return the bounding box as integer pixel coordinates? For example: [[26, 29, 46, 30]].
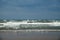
[[0, 29, 60, 32]]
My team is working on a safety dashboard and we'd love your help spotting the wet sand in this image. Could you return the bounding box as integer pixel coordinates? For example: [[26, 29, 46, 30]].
[[0, 30, 60, 40]]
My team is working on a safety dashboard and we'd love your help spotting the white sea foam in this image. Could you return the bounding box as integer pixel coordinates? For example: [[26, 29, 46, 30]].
[[0, 20, 60, 29]]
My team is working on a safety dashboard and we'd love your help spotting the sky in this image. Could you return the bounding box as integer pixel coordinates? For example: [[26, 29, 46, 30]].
[[0, 0, 60, 19]]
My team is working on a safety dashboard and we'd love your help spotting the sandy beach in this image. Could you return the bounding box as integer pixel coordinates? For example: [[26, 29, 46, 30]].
[[0, 30, 60, 40]]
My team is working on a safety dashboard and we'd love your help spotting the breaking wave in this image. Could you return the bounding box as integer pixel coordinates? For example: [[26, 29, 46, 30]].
[[0, 20, 60, 30]]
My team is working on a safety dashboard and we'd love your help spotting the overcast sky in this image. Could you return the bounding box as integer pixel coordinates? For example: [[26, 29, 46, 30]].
[[0, 0, 60, 19]]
